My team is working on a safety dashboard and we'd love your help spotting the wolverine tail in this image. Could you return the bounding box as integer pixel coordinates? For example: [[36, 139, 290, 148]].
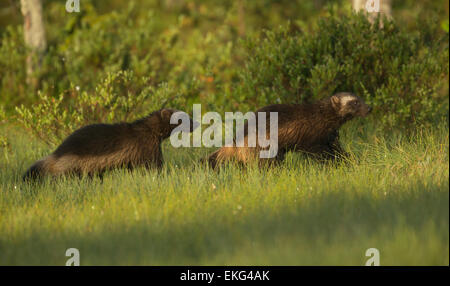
[[22, 159, 45, 182]]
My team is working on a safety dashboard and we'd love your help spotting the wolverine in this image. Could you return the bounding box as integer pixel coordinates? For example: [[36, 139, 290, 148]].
[[23, 108, 195, 181], [205, 92, 372, 168]]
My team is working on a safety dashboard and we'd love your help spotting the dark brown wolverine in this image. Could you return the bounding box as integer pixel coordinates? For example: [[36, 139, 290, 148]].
[[206, 92, 372, 169], [23, 108, 195, 181]]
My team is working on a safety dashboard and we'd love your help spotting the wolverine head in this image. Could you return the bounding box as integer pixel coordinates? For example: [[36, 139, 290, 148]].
[[158, 108, 197, 138], [330, 92, 372, 119]]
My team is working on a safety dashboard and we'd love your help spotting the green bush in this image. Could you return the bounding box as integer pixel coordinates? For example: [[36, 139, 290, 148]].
[[238, 12, 449, 127], [0, 1, 239, 111], [14, 70, 184, 147], [1, 0, 358, 114], [0, 26, 27, 107]]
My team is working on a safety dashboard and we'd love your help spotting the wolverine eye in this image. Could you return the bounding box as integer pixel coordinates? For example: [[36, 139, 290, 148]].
[[351, 101, 359, 106]]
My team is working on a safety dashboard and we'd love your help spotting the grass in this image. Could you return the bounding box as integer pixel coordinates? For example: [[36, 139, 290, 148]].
[[0, 121, 448, 265]]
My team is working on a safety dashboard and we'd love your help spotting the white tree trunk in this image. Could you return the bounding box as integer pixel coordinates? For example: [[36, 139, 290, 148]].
[[20, 0, 46, 87], [353, 0, 392, 26]]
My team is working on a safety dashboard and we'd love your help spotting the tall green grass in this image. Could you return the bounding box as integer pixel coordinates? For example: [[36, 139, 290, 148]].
[[0, 122, 448, 265]]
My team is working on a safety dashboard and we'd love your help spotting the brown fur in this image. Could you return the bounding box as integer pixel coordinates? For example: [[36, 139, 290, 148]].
[[206, 92, 371, 169], [23, 108, 194, 181]]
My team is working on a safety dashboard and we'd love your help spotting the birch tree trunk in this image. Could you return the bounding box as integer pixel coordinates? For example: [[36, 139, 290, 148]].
[[353, 0, 392, 26], [20, 0, 46, 88]]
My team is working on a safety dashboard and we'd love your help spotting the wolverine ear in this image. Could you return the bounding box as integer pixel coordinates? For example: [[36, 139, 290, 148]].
[[160, 108, 173, 120], [331, 95, 340, 111]]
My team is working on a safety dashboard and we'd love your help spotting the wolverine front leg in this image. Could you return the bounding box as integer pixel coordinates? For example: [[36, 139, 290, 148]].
[[306, 143, 346, 163], [258, 148, 286, 168], [329, 131, 349, 161], [143, 157, 163, 171], [329, 141, 349, 161]]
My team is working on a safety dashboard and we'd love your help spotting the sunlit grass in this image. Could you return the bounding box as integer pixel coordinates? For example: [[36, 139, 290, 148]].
[[0, 122, 448, 265]]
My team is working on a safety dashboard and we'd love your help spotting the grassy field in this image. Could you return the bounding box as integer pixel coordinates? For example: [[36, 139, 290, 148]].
[[0, 121, 448, 266]]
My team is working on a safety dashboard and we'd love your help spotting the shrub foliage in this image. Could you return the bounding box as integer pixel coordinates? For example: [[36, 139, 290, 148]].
[[238, 12, 449, 127], [15, 71, 180, 146]]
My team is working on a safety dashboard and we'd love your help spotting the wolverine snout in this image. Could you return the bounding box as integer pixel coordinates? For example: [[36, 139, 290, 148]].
[[360, 105, 372, 117]]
